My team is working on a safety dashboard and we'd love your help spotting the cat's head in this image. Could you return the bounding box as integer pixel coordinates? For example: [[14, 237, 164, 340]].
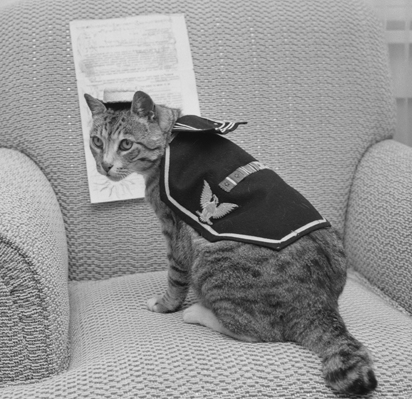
[[84, 91, 179, 181]]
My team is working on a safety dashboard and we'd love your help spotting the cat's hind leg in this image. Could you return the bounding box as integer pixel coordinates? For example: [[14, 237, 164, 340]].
[[183, 303, 258, 343]]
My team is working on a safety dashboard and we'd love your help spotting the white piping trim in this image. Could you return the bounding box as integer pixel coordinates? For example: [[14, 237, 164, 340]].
[[163, 146, 328, 245], [173, 123, 199, 130]]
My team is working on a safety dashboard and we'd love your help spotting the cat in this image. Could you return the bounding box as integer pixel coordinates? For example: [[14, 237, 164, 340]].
[[85, 90, 377, 395]]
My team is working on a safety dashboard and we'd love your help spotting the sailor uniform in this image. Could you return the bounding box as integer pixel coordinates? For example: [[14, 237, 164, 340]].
[[160, 116, 330, 250]]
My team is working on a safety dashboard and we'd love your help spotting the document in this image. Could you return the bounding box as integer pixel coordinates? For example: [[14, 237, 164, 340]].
[[70, 14, 200, 203]]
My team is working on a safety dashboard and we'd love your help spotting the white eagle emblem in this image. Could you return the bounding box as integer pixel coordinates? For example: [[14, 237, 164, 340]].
[[196, 180, 238, 225]]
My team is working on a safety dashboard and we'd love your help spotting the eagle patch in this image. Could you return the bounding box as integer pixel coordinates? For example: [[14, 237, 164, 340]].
[[196, 180, 238, 225]]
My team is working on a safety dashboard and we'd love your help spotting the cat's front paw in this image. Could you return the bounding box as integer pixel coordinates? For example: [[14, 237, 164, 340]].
[[147, 295, 175, 313]]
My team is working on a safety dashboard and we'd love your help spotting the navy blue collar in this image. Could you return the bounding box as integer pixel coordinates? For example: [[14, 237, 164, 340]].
[[160, 128, 330, 250]]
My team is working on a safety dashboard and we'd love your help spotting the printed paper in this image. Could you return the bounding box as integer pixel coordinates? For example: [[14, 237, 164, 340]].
[[70, 14, 200, 203]]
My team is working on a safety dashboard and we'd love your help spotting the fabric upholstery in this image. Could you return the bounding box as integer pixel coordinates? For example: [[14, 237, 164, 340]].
[[1, 0, 411, 396], [0, 0, 395, 280], [0, 149, 70, 385], [0, 270, 410, 398], [345, 140, 412, 314]]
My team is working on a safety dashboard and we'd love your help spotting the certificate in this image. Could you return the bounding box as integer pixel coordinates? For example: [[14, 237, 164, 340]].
[[70, 14, 200, 203]]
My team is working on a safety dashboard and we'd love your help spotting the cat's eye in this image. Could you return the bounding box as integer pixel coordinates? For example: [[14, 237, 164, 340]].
[[119, 139, 133, 151], [92, 136, 103, 148]]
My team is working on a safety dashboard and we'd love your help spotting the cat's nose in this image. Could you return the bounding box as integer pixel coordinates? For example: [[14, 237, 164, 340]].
[[102, 163, 113, 173]]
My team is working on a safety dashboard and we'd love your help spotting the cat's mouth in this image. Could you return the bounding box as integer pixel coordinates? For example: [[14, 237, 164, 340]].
[[97, 165, 129, 182]]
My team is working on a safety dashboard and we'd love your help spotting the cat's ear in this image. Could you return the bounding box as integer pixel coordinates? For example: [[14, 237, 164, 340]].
[[131, 91, 156, 121], [84, 94, 107, 116]]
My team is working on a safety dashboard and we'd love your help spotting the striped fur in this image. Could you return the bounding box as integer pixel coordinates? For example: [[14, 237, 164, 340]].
[[85, 91, 377, 395]]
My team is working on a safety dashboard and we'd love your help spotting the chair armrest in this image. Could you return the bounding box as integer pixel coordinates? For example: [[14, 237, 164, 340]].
[[0, 149, 70, 386], [345, 139, 412, 314]]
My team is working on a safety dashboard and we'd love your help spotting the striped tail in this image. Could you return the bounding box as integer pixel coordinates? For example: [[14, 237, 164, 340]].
[[293, 308, 377, 395], [322, 336, 377, 394]]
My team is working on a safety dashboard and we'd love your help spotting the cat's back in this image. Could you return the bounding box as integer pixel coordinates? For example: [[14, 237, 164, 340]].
[[189, 226, 347, 339], [190, 226, 345, 281]]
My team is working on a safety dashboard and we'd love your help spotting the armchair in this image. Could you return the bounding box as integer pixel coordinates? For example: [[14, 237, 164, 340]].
[[0, 0, 411, 397]]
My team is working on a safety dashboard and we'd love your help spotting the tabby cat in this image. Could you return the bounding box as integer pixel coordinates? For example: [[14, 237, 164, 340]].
[[85, 91, 377, 395]]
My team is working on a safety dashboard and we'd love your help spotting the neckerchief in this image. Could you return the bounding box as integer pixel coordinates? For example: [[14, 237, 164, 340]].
[[161, 115, 330, 250]]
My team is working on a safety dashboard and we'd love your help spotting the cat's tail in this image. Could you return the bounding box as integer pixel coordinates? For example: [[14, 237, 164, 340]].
[[292, 308, 377, 395], [321, 333, 377, 395]]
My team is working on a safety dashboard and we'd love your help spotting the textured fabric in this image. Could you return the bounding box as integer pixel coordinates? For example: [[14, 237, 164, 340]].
[[0, 0, 395, 280], [1, 0, 410, 396], [161, 132, 330, 250], [0, 270, 410, 398], [0, 149, 70, 385], [345, 140, 412, 314]]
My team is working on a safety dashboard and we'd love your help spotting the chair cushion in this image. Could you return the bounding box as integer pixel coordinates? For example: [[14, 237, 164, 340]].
[[1, 270, 410, 397]]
